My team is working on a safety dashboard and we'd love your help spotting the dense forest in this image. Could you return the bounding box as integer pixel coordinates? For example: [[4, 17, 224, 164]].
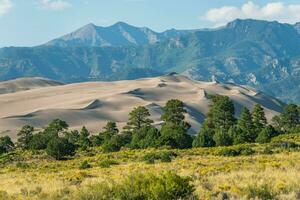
[[1, 95, 299, 160]]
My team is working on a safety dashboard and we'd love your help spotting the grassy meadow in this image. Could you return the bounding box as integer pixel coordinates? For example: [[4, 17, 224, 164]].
[[0, 134, 299, 200]]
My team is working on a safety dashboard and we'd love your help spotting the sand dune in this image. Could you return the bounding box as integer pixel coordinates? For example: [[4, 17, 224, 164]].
[[0, 77, 63, 94], [0, 74, 284, 138]]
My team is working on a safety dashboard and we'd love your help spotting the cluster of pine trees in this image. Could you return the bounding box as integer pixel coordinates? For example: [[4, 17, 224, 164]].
[[0, 96, 299, 160]]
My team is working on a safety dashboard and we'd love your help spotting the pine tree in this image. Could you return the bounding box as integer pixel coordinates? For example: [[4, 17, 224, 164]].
[[103, 121, 119, 135], [210, 95, 236, 131], [161, 99, 190, 129], [213, 128, 232, 146], [159, 99, 192, 149], [46, 137, 75, 160], [123, 106, 153, 133], [0, 136, 14, 154], [237, 107, 255, 143], [78, 126, 91, 150], [17, 125, 34, 150], [252, 104, 267, 133], [256, 125, 277, 143], [193, 127, 215, 147], [281, 104, 300, 132]]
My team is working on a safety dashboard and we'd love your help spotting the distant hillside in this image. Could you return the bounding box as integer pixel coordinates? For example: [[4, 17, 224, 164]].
[[0, 19, 300, 102]]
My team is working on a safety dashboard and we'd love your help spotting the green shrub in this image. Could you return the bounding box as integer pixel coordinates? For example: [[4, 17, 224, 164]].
[[46, 137, 76, 160], [244, 184, 275, 200], [142, 151, 177, 164], [76, 171, 196, 200], [79, 160, 91, 170], [271, 141, 299, 149], [98, 159, 118, 168], [262, 147, 274, 155], [217, 146, 255, 157], [16, 162, 30, 169]]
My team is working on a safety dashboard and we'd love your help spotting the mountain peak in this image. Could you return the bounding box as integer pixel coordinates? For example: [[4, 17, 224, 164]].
[[112, 21, 130, 27], [45, 21, 190, 47]]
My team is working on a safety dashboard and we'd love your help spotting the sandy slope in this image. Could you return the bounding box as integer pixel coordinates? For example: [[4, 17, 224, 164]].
[[0, 74, 284, 138], [0, 77, 63, 94]]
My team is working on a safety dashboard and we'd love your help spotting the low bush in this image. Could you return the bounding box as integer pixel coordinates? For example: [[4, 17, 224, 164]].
[[79, 160, 91, 170], [244, 183, 275, 200], [98, 159, 118, 168], [271, 141, 299, 149], [217, 146, 255, 157], [16, 161, 30, 169], [76, 171, 196, 200], [142, 151, 177, 164]]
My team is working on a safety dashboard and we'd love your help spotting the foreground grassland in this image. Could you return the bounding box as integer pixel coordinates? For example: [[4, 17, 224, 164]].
[[0, 134, 300, 200]]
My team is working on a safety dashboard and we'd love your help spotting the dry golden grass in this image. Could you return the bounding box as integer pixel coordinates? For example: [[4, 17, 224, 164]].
[[0, 138, 299, 199]]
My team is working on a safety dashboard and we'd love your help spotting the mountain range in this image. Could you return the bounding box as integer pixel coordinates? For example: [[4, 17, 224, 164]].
[[0, 19, 299, 102]]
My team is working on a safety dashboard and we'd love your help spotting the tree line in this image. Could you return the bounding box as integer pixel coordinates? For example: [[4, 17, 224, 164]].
[[0, 96, 300, 160]]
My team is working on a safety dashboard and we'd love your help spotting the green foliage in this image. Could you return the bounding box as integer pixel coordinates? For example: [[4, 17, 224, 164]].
[[79, 160, 91, 169], [98, 159, 119, 168], [159, 123, 193, 149], [0, 136, 14, 154], [29, 119, 70, 151], [102, 121, 119, 135], [209, 95, 236, 131], [102, 134, 130, 153], [244, 183, 275, 200], [252, 104, 267, 133], [281, 104, 300, 131], [193, 128, 215, 147], [270, 140, 299, 149], [29, 132, 48, 150], [76, 171, 196, 200], [129, 126, 160, 149], [237, 107, 255, 142], [91, 122, 119, 147], [272, 104, 300, 133], [78, 126, 91, 150], [158, 99, 192, 149], [217, 145, 255, 157], [16, 161, 30, 169], [64, 130, 80, 145], [123, 106, 153, 133], [46, 137, 75, 160], [90, 135, 103, 147], [213, 128, 232, 146], [142, 151, 177, 164], [161, 99, 189, 129], [17, 125, 34, 150], [256, 125, 277, 144], [44, 119, 69, 136]]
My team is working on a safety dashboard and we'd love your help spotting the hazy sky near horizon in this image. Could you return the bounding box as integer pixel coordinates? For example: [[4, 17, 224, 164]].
[[1, 0, 300, 47]]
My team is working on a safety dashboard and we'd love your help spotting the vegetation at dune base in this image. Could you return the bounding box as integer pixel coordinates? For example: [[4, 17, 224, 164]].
[[0, 97, 300, 199]]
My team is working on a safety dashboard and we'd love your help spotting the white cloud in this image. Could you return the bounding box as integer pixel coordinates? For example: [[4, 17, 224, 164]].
[[0, 0, 13, 17], [39, 0, 71, 11], [202, 1, 300, 26]]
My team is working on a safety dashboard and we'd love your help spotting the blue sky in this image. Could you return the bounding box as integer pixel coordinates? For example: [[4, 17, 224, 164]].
[[1, 0, 300, 47]]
